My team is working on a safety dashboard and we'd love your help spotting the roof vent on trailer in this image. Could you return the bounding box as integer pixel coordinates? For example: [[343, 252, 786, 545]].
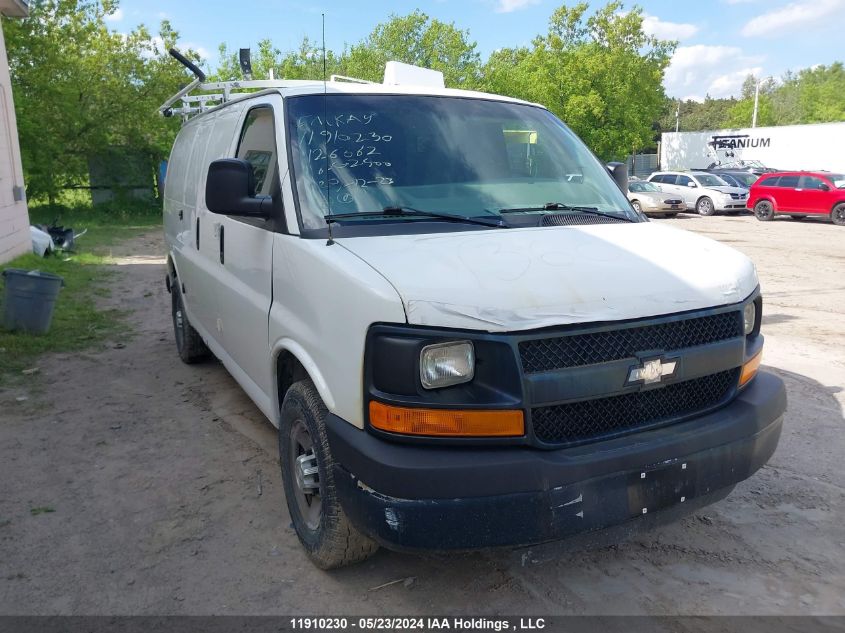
[[383, 61, 445, 89]]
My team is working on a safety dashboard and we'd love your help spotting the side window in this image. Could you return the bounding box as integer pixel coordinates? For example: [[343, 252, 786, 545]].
[[799, 175, 825, 190], [778, 175, 799, 188], [677, 175, 692, 187], [236, 107, 278, 196], [760, 176, 779, 187]]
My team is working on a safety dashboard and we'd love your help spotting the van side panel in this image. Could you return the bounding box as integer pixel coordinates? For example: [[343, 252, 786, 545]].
[[269, 235, 406, 429]]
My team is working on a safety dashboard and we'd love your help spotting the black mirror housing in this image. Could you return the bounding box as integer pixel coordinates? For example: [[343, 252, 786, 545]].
[[206, 158, 269, 217], [606, 162, 628, 192]]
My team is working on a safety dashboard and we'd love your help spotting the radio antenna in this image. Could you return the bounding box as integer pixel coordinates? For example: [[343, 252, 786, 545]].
[[322, 12, 334, 246]]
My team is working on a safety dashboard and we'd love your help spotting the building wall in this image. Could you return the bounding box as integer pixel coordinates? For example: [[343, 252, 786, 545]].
[[660, 122, 845, 174], [0, 20, 30, 264]]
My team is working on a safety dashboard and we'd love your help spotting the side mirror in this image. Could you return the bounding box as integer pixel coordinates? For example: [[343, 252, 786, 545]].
[[819, 183, 830, 192], [606, 162, 628, 192], [687, 181, 697, 188], [206, 158, 269, 217]]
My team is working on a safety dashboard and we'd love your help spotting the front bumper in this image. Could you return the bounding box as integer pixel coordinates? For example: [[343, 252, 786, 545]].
[[715, 199, 749, 211], [326, 371, 786, 551]]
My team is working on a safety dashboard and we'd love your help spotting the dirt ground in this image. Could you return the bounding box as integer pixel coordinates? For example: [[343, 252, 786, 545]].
[[1, 214, 843, 616]]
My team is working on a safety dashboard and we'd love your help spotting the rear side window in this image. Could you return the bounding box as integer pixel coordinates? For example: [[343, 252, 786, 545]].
[[237, 107, 278, 196], [759, 176, 779, 187], [778, 175, 799, 188], [652, 174, 675, 184], [799, 175, 827, 190]]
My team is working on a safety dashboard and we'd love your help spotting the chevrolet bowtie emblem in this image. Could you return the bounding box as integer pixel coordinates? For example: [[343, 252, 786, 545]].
[[628, 358, 677, 385]]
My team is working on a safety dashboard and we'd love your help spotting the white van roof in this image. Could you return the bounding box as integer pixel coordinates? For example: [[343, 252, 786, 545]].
[[159, 60, 542, 122]]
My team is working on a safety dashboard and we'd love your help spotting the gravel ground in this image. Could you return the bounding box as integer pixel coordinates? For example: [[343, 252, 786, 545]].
[[1, 214, 843, 616]]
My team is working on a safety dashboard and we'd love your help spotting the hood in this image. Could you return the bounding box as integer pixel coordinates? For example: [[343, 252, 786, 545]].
[[336, 223, 758, 332], [708, 186, 748, 195]]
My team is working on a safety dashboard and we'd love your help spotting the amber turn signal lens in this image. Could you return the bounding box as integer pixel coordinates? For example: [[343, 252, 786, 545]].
[[369, 401, 524, 437], [740, 349, 763, 386]]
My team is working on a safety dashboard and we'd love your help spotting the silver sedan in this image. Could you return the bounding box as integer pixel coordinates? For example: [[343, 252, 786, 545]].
[[627, 180, 685, 216]]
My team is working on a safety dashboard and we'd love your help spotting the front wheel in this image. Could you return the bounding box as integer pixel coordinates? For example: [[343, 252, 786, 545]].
[[831, 203, 845, 226], [279, 380, 378, 569], [631, 200, 642, 213], [696, 197, 716, 216], [754, 200, 775, 222]]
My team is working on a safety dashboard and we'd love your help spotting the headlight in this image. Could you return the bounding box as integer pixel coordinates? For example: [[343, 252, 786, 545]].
[[743, 302, 756, 335], [420, 341, 475, 389]]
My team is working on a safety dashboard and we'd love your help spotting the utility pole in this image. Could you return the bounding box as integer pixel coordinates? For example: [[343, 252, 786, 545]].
[[751, 78, 760, 128], [675, 100, 680, 133]]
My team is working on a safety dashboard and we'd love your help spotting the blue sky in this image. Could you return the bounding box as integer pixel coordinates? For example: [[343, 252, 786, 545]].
[[108, 0, 844, 101]]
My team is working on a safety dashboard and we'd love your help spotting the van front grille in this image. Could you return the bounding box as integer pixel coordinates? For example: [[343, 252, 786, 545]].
[[519, 311, 743, 374], [531, 368, 740, 446]]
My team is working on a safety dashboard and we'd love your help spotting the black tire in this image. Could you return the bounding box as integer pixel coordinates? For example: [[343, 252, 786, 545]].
[[631, 200, 642, 213], [171, 280, 209, 364], [754, 200, 775, 222], [696, 196, 716, 216], [831, 203, 845, 226], [279, 380, 378, 569]]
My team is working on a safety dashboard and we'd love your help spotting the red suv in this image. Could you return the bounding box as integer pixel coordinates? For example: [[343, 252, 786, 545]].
[[748, 171, 845, 225]]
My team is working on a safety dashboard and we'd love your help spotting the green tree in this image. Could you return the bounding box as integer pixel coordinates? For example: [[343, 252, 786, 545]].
[[481, 2, 675, 160], [345, 11, 481, 86], [4, 0, 202, 204]]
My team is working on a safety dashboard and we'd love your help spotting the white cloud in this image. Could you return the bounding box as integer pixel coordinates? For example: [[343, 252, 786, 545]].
[[641, 14, 699, 40], [104, 8, 124, 22], [741, 0, 845, 36], [665, 44, 765, 98], [495, 0, 541, 13]]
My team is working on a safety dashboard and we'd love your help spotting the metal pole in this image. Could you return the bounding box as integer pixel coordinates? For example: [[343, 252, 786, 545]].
[[675, 100, 680, 133], [752, 78, 760, 128]]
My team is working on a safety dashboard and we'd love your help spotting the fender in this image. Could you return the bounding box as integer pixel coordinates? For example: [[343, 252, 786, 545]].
[[269, 337, 336, 428]]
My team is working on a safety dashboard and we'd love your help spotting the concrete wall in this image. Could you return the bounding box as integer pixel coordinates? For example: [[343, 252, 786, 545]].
[[0, 20, 30, 264], [660, 122, 845, 174]]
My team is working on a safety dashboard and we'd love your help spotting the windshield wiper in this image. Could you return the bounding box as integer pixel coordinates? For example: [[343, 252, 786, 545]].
[[497, 202, 634, 222], [325, 206, 508, 228]]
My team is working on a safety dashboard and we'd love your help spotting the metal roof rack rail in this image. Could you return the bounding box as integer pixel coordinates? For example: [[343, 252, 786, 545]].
[[329, 74, 376, 84], [159, 48, 298, 122]]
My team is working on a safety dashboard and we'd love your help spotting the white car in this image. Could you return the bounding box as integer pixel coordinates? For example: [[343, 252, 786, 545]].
[[161, 58, 785, 569], [648, 171, 749, 216]]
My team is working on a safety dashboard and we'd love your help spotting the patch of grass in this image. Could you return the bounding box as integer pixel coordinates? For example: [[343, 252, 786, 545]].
[[29, 507, 55, 516], [0, 204, 160, 385]]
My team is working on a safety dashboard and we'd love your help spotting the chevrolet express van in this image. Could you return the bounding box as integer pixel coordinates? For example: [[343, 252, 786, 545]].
[[162, 62, 786, 569]]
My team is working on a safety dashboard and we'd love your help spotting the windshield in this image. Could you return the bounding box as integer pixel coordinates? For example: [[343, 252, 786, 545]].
[[731, 173, 757, 187], [629, 181, 659, 193], [694, 174, 729, 187], [287, 94, 636, 229], [830, 174, 845, 189]]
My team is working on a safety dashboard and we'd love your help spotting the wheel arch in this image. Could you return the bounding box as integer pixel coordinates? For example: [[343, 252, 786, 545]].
[[271, 340, 336, 428], [830, 199, 845, 212]]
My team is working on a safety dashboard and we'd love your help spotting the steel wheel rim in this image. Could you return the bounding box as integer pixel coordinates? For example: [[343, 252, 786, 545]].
[[173, 299, 185, 349], [290, 419, 321, 530], [699, 199, 713, 215]]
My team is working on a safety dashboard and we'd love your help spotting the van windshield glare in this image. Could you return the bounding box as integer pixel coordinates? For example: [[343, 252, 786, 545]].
[[286, 95, 636, 229]]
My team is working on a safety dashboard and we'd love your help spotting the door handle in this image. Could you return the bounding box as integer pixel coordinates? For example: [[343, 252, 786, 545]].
[[178, 209, 184, 221], [195, 217, 200, 250], [219, 225, 225, 265]]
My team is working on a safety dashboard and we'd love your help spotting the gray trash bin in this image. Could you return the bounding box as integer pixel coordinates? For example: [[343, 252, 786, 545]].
[[2, 268, 64, 334]]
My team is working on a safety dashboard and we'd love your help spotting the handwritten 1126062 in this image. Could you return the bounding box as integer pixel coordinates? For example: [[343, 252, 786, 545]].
[[297, 113, 397, 200]]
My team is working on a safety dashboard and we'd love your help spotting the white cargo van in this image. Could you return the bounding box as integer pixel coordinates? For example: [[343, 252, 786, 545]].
[[161, 55, 786, 569]]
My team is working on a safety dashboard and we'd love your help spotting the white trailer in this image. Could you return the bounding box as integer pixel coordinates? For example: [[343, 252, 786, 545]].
[[660, 121, 845, 174]]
